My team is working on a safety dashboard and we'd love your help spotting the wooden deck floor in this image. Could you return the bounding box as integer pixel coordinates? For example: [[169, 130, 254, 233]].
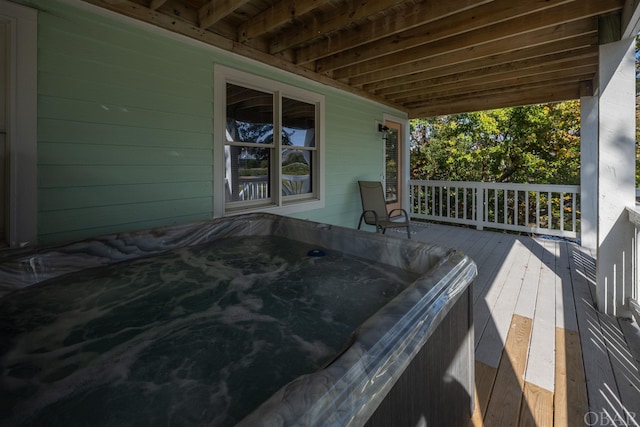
[[391, 222, 640, 427]]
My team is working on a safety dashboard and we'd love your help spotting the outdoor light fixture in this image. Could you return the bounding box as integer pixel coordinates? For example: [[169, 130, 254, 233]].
[[378, 123, 389, 141]]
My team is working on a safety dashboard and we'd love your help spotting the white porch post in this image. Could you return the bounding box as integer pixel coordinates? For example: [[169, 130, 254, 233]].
[[595, 36, 636, 316], [580, 96, 598, 251]]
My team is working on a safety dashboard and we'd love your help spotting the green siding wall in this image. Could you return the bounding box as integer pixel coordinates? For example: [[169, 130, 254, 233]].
[[19, 0, 405, 242]]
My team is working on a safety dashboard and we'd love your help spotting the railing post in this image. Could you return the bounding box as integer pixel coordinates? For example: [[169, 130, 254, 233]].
[[476, 183, 484, 231]]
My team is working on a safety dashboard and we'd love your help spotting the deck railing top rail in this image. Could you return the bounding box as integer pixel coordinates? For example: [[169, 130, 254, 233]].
[[413, 180, 580, 194], [409, 180, 580, 239]]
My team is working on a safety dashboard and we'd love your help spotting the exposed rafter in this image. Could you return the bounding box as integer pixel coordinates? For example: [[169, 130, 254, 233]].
[[294, 0, 495, 65], [149, 0, 167, 10], [82, 0, 626, 117], [306, 0, 571, 69], [199, 0, 251, 30], [237, 0, 335, 43]]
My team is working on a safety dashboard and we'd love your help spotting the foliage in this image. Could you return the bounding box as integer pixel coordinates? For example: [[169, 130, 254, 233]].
[[410, 101, 581, 185], [282, 162, 309, 175], [239, 167, 268, 177]]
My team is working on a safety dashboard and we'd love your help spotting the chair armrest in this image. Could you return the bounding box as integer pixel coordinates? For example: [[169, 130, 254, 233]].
[[388, 208, 409, 221], [359, 209, 380, 227]]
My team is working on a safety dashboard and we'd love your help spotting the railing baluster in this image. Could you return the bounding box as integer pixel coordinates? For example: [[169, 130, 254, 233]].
[[536, 191, 540, 229], [493, 188, 500, 224], [572, 192, 577, 233], [431, 185, 435, 216], [479, 187, 483, 224], [514, 190, 518, 226], [464, 187, 468, 221], [525, 191, 529, 228], [503, 189, 507, 225], [560, 192, 565, 233], [485, 187, 488, 227], [547, 191, 552, 230]]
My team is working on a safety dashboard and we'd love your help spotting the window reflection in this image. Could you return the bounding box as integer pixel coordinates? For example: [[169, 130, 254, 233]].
[[224, 83, 319, 206], [224, 146, 271, 202], [225, 83, 273, 203], [282, 97, 315, 196], [226, 84, 273, 144], [282, 149, 312, 195]]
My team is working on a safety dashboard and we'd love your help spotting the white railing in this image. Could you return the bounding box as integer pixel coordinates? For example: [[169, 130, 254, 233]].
[[238, 178, 269, 201], [409, 180, 580, 239], [626, 206, 640, 324], [236, 175, 311, 201]]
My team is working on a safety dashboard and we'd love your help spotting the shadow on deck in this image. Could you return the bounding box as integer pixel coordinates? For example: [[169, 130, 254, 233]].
[[389, 221, 640, 426]]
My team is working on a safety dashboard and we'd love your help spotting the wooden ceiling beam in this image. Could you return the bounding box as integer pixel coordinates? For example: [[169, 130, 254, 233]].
[[408, 84, 581, 118], [271, 0, 492, 55], [392, 68, 596, 104], [371, 47, 598, 98], [336, 18, 597, 81], [79, 0, 404, 112], [360, 34, 597, 90], [270, 0, 400, 54], [82, 0, 626, 116], [376, 60, 598, 102], [321, 0, 620, 74], [238, 0, 334, 43], [313, 0, 571, 71], [199, 0, 251, 30], [149, 0, 168, 10]]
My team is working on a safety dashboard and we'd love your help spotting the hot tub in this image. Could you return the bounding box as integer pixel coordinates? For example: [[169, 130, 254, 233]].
[[0, 213, 476, 426]]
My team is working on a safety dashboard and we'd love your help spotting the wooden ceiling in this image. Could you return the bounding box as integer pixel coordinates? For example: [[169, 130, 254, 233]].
[[82, 0, 627, 118]]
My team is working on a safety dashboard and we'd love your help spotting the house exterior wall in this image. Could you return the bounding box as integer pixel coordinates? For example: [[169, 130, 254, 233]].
[[9, 0, 404, 243]]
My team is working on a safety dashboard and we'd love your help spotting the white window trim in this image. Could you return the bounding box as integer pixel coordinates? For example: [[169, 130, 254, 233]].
[[213, 65, 325, 217], [0, 0, 37, 247]]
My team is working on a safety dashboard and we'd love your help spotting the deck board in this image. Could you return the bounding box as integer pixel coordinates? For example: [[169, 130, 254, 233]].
[[483, 314, 532, 426], [554, 327, 588, 426], [470, 361, 498, 427], [525, 239, 557, 391], [555, 241, 579, 331], [404, 222, 640, 426], [475, 238, 533, 368], [597, 312, 640, 421], [566, 244, 629, 420], [520, 382, 554, 427], [513, 238, 544, 320]]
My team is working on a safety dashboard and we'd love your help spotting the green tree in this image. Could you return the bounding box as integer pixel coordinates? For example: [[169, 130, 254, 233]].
[[410, 101, 581, 185]]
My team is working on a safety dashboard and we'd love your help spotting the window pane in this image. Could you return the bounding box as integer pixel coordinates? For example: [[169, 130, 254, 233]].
[[282, 149, 312, 196], [282, 97, 315, 148], [226, 83, 273, 144], [225, 146, 271, 202]]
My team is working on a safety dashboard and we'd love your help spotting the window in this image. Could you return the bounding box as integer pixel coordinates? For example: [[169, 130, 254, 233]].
[[215, 66, 324, 216]]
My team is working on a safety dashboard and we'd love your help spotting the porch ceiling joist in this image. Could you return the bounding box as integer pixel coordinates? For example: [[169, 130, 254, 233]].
[[80, 0, 626, 117]]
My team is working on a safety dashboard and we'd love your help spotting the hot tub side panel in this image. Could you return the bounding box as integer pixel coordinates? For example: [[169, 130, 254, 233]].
[[364, 282, 474, 427]]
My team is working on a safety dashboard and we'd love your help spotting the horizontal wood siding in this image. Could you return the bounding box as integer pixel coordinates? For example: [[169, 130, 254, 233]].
[[26, 0, 405, 242], [36, 2, 214, 242]]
